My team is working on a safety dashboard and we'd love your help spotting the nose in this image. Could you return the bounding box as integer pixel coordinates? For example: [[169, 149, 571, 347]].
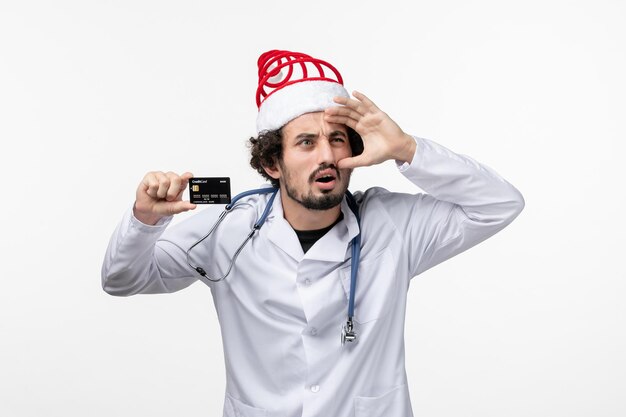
[[316, 136, 335, 165]]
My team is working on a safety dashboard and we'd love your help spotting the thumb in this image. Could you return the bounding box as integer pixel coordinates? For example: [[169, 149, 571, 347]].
[[337, 155, 369, 170], [168, 200, 197, 215]]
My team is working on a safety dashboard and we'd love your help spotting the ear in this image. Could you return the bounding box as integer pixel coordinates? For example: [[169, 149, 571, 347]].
[[262, 161, 281, 180]]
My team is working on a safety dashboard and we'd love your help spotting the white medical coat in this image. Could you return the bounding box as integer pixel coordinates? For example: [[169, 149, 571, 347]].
[[102, 136, 524, 417]]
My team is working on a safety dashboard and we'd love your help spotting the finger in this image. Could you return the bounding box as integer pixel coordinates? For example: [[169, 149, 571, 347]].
[[180, 171, 194, 184], [324, 108, 361, 129], [165, 172, 182, 201], [144, 172, 165, 199], [332, 96, 367, 116], [140, 172, 157, 195], [325, 105, 362, 121], [323, 114, 358, 130], [177, 172, 195, 198], [155, 172, 170, 199], [352, 90, 379, 110]]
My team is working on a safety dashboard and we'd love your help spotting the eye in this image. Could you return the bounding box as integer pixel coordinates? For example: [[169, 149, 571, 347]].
[[331, 136, 346, 143], [299, 139, 313, 146]]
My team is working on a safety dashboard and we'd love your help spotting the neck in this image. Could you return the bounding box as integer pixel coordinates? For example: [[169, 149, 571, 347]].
[[280, 190, 343, 231]]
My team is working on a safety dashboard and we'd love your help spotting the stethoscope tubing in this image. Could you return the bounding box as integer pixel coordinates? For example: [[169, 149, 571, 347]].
[[185, 186, 361, 345], [344, 191, 361, 320], [186, 187, 278, 282]]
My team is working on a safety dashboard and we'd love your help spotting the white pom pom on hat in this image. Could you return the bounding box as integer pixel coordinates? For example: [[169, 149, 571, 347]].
[[255, 50, 350, 135]]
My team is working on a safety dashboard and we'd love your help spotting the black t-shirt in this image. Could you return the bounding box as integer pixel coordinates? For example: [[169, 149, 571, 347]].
[[293, 213, 344, 253]]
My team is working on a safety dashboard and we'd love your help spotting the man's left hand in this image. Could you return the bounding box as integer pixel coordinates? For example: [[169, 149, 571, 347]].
[[324, 91, 416, 169]]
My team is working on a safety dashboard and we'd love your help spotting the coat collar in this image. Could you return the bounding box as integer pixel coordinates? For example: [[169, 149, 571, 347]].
[[266, 189, 360, 263]]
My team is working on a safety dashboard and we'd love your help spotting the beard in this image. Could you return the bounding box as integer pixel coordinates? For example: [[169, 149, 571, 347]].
[[279, 161, 352, 211]]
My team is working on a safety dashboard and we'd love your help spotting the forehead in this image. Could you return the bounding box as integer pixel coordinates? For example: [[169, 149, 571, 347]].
[[282, 112, 347, 140]]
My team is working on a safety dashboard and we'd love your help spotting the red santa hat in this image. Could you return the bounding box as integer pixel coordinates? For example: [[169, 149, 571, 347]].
[[255, 50, 350, 134]]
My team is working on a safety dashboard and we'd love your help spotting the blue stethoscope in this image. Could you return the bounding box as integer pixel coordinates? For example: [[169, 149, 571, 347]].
[[185, 187, 361, 346]]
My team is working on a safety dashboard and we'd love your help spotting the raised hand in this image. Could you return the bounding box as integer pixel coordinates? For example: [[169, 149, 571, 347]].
[[133, 171, 197, 225], [324, 91, 416, 169]]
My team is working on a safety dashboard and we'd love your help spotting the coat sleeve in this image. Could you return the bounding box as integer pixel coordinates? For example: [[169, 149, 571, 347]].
[[375, 135, 525, 278], [100, 205, 218, 296]]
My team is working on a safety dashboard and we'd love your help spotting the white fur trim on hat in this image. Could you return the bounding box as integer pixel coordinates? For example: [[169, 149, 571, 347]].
[[256, 80, 349, 134]]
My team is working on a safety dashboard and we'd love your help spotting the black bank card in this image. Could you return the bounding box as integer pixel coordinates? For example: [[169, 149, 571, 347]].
[[189, 177, 231, 204]]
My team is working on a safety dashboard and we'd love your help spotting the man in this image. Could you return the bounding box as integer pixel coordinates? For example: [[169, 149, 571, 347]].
[[102, 49, 524, 417]]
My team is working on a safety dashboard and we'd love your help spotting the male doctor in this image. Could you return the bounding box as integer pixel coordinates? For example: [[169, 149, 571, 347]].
[[102, 50, 525, 417]]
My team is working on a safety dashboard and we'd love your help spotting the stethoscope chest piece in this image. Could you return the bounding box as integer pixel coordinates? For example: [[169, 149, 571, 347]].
[[341, 318, 357, 345]]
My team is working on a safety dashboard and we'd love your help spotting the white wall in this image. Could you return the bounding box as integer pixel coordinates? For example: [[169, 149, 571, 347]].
[[1, 0, 624, 416]]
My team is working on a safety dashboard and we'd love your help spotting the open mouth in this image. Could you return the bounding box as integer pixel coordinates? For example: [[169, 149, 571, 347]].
[[311, 167, 340, 191], [312, 167, 339, 184], [315, 175, 336, 183]]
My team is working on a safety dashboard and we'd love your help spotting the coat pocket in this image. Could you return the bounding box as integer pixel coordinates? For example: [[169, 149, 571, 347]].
[[354, 383, 412, 417], [339, 248, 397, 324], [224, 393, 268, 417]]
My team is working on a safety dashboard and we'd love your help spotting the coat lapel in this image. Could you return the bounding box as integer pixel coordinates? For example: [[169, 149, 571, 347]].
[[266, 190, 305, 262], [266, 190, 360, 263]]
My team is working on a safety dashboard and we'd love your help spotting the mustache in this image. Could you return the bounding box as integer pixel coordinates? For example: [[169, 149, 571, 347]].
[[308, 163, 340, 183]]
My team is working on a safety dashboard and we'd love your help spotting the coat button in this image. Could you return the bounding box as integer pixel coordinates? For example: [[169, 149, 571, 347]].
[[304, 278, 311, 286], [309, 327, 317, 336], [310, 384, 320, 393]]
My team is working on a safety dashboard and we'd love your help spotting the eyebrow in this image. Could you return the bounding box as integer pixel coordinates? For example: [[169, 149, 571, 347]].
[[293, 130, 347, 142]]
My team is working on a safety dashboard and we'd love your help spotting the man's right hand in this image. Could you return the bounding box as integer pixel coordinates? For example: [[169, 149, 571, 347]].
[[133, 171, 197, 225]]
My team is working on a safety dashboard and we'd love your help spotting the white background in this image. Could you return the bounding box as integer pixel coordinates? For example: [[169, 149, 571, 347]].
[[1, 0, 624, 416]]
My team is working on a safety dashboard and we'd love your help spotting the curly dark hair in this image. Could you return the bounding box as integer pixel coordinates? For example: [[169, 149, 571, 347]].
[[248, 127, 364, 187]]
